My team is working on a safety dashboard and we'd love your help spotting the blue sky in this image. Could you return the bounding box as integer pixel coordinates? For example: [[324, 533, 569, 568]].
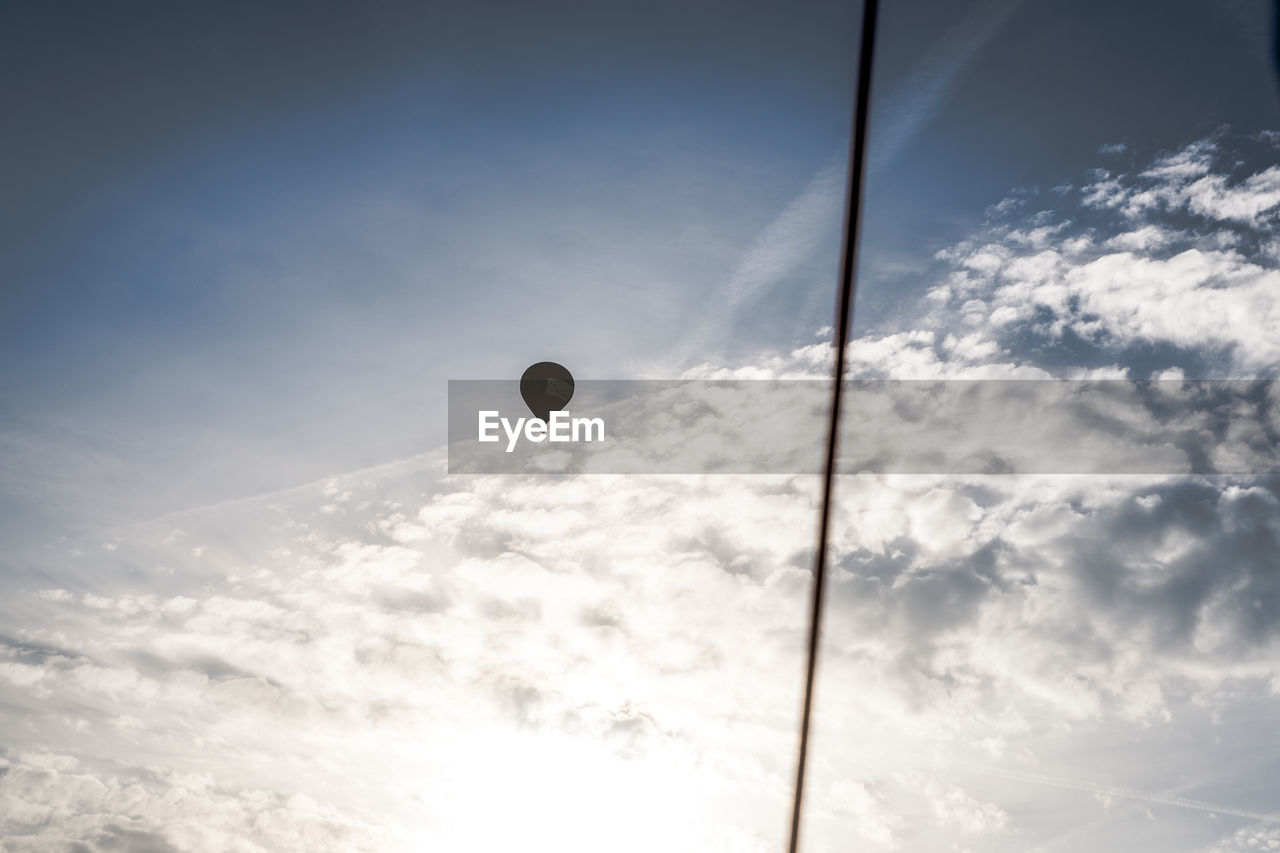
[[3, 0, 1276, 538], [1, 0, 858, 547], [3, 1, 1280, 851]]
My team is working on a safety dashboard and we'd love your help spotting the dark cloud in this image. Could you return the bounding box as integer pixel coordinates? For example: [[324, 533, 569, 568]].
[[92, 825, 184, 853], [1070, 478, 1280, 654], [0, 634, 91, 667], [821, 474, 1280, 721]]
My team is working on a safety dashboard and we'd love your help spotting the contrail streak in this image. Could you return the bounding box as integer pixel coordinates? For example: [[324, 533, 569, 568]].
[[980, 767, 1280, 824], [113, 449, 444, 530]]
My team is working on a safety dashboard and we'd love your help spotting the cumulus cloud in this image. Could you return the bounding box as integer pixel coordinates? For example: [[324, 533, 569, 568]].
[[11, 469, 1277, 849], [1209, 826, 1280, 852], [1, 467, 827, 852], [707, 133, 1280, 382], [676, 131, 1280, 849], [5, 133, 1280, 853]]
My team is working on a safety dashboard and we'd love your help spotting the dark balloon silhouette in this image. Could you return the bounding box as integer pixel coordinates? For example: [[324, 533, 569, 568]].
[[520, 362, 574, 422]]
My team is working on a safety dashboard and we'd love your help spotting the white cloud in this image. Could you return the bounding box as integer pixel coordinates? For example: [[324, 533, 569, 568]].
[[1210, 825, 1280, 852], [926, 782, 1010, 835], [6, 133, 1280, 853], [830, 135, 1280, 379]]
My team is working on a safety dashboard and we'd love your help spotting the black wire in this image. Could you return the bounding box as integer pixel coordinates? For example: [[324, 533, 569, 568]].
[[786, 0, 879, 850]]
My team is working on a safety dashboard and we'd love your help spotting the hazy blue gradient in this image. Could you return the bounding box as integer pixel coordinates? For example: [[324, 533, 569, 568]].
[[3, 1, 1280, 851]]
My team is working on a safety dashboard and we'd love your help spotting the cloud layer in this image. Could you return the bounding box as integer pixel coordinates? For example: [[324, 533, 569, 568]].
[[4, 134, 1280, 852]]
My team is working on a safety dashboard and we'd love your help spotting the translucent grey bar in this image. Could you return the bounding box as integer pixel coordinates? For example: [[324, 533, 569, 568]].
[[447, 380, 1280, 475]]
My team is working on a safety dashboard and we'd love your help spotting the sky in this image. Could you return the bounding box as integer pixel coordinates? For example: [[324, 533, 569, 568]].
[[3, 0, 1280, 851]]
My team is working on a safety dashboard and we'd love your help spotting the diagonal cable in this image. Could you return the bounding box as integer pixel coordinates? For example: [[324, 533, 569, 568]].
[[787, 0, 880, 849]]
